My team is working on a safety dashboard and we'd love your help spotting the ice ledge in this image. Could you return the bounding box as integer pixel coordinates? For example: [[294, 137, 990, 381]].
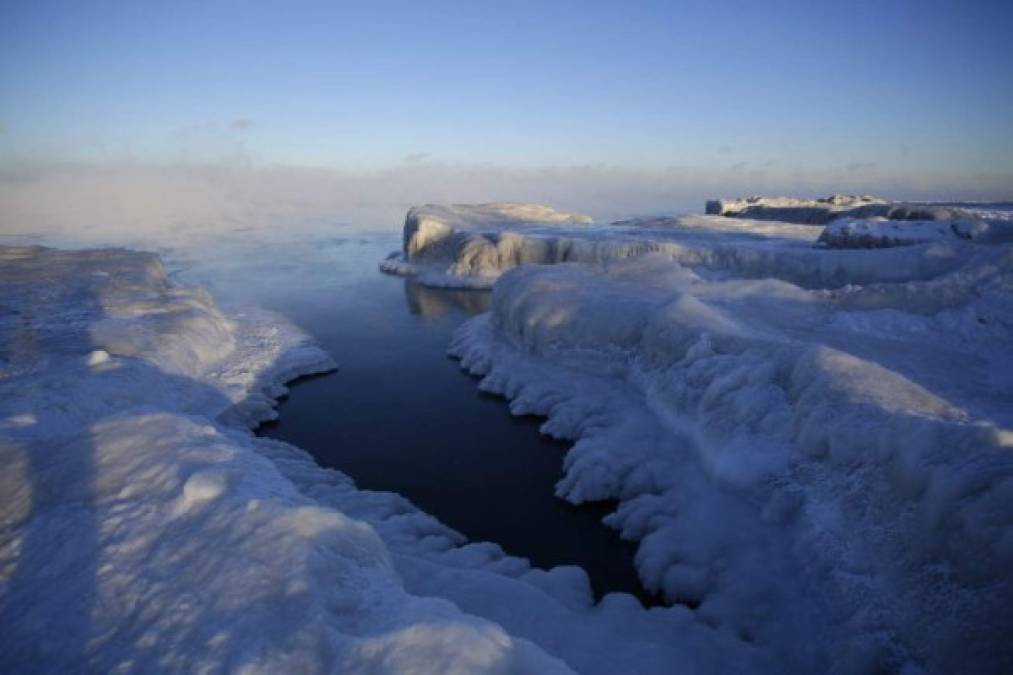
[[818, 216, 1013, 248], [403, 202, 592, 254], [706, 194, 975, 224]]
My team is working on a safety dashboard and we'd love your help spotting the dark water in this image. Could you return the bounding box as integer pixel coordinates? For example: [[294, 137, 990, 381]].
[[179, 233, 654, 604]]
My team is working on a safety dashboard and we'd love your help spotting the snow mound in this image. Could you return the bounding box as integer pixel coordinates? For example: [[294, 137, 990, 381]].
[[445, 231, 1013, 671], [819, 216, 1013, 248], [0, 246, 571, 675], [706, 194, 975, 225]]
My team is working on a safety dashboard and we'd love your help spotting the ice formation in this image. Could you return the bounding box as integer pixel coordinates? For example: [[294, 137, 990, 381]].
[[381, 202, 987, 290], [0, 247, 574, 674], [820, 216, 1013, 247], [384, 201, 1013, 672], [381, 202, 595, 287], [705, 194, 975, 225], [6, 194, 1012, 673]]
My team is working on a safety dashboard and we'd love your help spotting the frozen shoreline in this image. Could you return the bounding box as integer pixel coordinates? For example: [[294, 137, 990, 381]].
[[385, 200, 1013, 672], [5, 190, 1012, 673], [0, 246, 575, 674], [0, 244, 765, 674]]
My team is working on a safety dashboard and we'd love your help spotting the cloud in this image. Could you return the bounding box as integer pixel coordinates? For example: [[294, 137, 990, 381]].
[[230, 118, 253, 130], [402, 152, 432, 163]]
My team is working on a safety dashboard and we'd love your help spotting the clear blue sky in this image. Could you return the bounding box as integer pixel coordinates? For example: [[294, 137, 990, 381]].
[[1, 0, 1011, 180]]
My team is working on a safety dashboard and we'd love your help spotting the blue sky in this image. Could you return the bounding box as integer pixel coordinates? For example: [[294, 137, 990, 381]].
[[1, 0, 1011, 188]]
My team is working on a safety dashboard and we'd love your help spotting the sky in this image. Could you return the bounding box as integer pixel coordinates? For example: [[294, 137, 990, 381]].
[[1, 0, 1012, 207]]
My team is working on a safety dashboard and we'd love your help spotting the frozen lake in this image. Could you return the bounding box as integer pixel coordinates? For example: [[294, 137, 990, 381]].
[[174, 231, 655, 604]]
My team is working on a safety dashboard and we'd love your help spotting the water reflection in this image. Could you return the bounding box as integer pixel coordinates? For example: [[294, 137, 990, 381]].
[[403, 280, 491, 317]]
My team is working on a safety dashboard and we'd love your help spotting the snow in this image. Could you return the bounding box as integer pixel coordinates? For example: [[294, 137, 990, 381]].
[[6, 193, 1013, 673], [0, 246, 573, 674], [819, 216, 1013, 247], [706, 194, 886, 215], [381, 202, 1013, 672], [705, 194, 975, 225], [381, 205, 983, 290], [401, 203, 592, 255], [381, 202, 595, 287]]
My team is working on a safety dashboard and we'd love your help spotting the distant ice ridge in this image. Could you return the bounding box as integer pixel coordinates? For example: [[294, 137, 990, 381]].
[[705, 194, 976, 224], [819, 216, 1013, 248], [0, 246, 575, 675], [379, 202, 1013, 672], [380, 201, 994, 290]]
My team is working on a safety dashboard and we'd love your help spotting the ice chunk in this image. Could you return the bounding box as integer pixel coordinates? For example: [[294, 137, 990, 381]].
[[402, 202, 592, 258], [85, 349, 110, 367], [706, 194, 975, 224], [820, 216, 1012, 247]]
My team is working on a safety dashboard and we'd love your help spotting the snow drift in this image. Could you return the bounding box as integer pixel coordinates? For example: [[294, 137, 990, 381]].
[[381, 202, 1013, 672]]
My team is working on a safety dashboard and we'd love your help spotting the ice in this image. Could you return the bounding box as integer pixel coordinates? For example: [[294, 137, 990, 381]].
[[381, 202, 1013, 672], [7, 191, 1013, 673], [0, 246, 573, 674], [1, 243, 777, 675], [381, 203, 987, 290], [705, 194, 975, 225], [706, 194, 886, 217], [401, 203, 592, 255], [820, 216, 1013, 248], [381, 202, 594, 287]]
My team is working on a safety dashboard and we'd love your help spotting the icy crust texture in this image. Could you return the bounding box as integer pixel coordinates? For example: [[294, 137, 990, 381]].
[[820, 216, 1013, 248], [382, 202, 989, 291], [449, 240, 1013, 670], [380, 202, 596, 287], [706, 194, 976, 225], [0, 247, 571, 675]]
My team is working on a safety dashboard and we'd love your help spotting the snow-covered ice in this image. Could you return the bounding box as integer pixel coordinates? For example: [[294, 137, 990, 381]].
[[380, 202, 595, 287], [706, 194, 886, 218], [384, 201, 1013, 672], [5, 192, 1013, 673], [819, 216, 1013, 248], [1, 243, 782, 675], [381, 202, 985, 290], [705, 194, 975, 225], [0, 246, 575, 674]]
